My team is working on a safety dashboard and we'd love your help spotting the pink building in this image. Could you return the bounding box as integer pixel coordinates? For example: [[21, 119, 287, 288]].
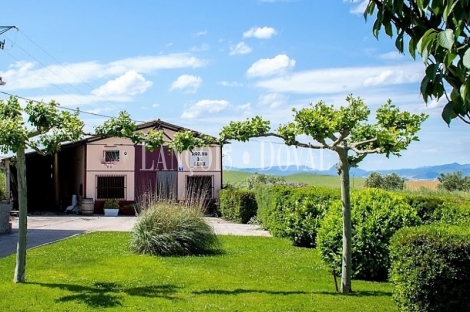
[[4, 120, 223, 214]]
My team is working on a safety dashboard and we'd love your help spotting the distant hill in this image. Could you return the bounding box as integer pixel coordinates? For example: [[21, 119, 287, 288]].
[[229, 162, 470, 180]]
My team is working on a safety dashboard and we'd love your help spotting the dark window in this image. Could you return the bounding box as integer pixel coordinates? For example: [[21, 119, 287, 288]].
[[97, 176, 126, 199], [104, 150, 120, 162]]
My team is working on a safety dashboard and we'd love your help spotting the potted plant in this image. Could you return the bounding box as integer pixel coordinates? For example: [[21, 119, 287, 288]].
[[103, 199, 120, 217]]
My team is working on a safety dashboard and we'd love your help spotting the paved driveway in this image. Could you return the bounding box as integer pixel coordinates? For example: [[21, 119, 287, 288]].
[[0, 215, 269, 258]]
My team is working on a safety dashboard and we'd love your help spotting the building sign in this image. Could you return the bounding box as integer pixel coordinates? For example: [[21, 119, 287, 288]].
[[190, 150, 210, 168]]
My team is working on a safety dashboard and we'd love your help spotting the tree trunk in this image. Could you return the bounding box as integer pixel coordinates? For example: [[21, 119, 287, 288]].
[[338, 150, 352, 294], [14, 147, 27, 283]]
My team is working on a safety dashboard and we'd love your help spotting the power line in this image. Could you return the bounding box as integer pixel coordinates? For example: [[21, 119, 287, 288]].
[[0, 90, 145, 123], [1, 48, 99, 113]]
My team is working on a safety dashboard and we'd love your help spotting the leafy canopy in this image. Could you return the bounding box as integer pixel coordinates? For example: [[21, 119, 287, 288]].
[[364, 0, 470, 125], [220, 95, 428, 166]]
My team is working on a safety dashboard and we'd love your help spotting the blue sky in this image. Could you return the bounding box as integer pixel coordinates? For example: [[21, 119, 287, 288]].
[[0, 0, 468, 171]]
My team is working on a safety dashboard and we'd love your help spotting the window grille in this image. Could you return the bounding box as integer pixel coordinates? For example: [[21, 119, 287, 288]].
[[96, 175, 126, 199], [104, 150, 120, 162]]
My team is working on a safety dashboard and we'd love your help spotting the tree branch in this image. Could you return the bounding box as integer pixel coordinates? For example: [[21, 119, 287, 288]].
[[350, 137, 378, 148], [350, 145, 381, 155], [249, 132, 326, 149], [27, 144, 46, 156], [457, 115, 470, 125], [332, 130, 350, 147]]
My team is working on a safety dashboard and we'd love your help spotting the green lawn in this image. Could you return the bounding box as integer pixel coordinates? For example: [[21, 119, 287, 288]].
[[224, 170, 366, 189], [0, 233, 394, 311]]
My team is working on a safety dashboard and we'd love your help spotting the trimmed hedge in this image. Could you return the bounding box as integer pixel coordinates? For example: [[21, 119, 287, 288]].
[[318, 188, 421, 281], [390, 225, 470, 312], [402, 193, 470, 225], [219, 189, 257, 224], [255, 185, 340, 247]]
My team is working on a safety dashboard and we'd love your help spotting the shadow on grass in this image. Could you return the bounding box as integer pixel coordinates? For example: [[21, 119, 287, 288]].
[[29, 281, 180, 308], [313, 290, 392, 297], [193, 288, 308, 296]]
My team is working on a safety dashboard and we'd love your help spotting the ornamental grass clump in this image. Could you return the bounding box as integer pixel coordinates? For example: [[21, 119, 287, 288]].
[[130, 202, 220, 256]]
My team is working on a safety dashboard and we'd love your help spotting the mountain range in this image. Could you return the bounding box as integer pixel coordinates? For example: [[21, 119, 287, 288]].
[[229, 162, 470, 180]]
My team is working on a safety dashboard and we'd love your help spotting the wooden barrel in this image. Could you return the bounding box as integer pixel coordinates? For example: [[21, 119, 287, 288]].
[[80, 198, 94, 215]]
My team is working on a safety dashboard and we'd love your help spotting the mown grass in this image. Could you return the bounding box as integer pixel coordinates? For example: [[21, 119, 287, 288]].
[[0, 233, 395, 311], [224, 170, 366, 189]]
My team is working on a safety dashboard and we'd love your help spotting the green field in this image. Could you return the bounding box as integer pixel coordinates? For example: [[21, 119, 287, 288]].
[[0, 233, 394, 311], [223, 170, 366, 189]]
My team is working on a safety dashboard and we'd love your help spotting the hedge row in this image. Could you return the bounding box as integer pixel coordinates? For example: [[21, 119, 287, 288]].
[[390, 225, 470, 312], [317, 189, 421, 281], [255, 185, 340, 247], [219, 189, 257, 224], [219, 185, 470, 285]]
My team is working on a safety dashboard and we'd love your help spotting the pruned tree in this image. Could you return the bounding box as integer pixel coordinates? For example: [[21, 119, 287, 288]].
[[0, 96, 211, 283], [219, 95, 428, 293], [0, 96, 83, 283], [363, 0, 470, 125]]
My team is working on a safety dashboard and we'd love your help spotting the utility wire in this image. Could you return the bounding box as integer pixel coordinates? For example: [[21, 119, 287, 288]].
[[16, 29, 124, 112], [1, 49, 99, 114], [0, 90, 145, 122], [2, 40, 109, 115]]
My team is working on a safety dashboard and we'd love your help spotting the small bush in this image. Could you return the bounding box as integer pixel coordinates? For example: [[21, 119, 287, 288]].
[[255, 185, 340, 247], [390, 225, 470, 312], [130, 203, 220, 256], [219, 189, 257, 224], [318, 188, 421, 281]]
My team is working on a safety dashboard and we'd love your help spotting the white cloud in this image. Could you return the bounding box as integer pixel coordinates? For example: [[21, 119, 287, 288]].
[[218, 81, 243, 87], [236, 103, 252, 113], [181, 100, 229, 118], [247, 54, 296, 78], [378, 51, 405, 60], [255, 62, 424, 94], [152, 103, 160, 108], [29, 94, 133, 108], [348, 0, 368, 15], [91, 71, 152, 96], [0, 53, 206, 91], [169, 75, 202, 93], [193, 30, 208, 37], [258, 93, 288, 108], [243, 26, 277, 39], [229, 42, 252, 55]]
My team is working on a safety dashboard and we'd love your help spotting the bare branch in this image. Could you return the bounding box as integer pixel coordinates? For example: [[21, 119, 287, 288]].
[[249, 132, 326, 149], [27, 130, 41, 139], [350, 137, 378, 148], [27, 144, 46, 156], [332, 130, 350, 147], [350, 145, 381, 155]]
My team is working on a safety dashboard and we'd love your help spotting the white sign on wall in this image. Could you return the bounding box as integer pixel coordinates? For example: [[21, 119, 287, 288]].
[[190, 150, 210, 168]]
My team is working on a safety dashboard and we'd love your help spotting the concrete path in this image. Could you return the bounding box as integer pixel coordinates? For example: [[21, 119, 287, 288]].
[[0, 215, 269, 258]]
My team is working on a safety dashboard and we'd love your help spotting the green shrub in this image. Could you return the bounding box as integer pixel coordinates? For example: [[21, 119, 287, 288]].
[[219, 189, 257, 224], [130, 203, 220, 256], [365, 172, 405, 190], [255, 185, 340, 247], [318, 188, 421, 281], [390, 225, 470, 312], [403, 193, 470, 225], [437, 171, 470, 192]]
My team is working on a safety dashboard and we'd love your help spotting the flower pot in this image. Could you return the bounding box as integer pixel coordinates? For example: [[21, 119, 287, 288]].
[[104, 208, 119, 217]]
